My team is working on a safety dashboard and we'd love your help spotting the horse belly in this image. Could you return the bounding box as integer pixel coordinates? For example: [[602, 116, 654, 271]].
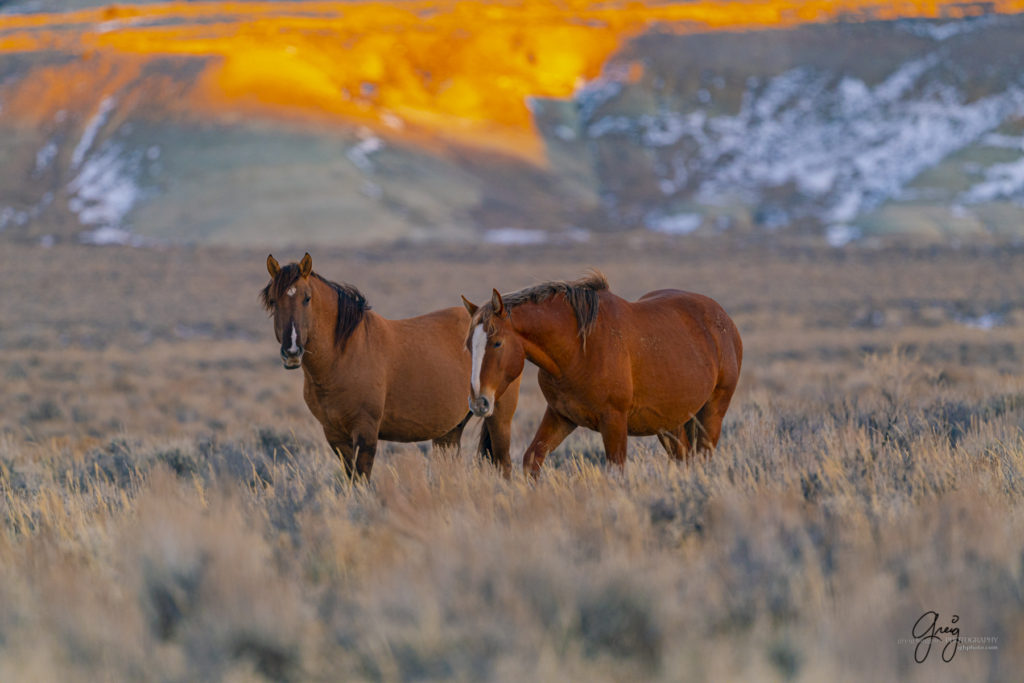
[[626, 339, 718, 434], [377, 414, 461, 442], [626, 400, 704, 436], [378, 351, 469, 442]]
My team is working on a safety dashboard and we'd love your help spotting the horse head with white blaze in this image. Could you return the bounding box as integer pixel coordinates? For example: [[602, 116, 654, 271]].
[[462, 290, 527, 418], [262, 253, 314, 369]]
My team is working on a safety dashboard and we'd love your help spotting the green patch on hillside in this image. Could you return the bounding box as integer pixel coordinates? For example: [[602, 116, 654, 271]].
[[907, 147, 1022, 195], [860, 201, 1024, 238], [129, 125, 482, 247]]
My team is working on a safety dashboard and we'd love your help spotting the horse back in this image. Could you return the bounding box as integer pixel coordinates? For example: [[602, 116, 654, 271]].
[[634, 288, 740, 354], [378, 305, 471, 381], [625, 288, 742, 391], [387, 305, 471, 344]]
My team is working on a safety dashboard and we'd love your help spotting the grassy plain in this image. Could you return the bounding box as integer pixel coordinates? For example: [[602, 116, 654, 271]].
[[1, 237, 1023, 680]]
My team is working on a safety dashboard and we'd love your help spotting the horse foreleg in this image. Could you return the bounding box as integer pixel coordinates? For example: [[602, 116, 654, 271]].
[[483, 374, 521, 478], [598, 413, 629, 470], [522, 407, 576, 477], [326, 425, 378, 480], [328, 440, 358, 479], [351, 433, 377, 479], [656, 427, 692, 462], [481, 414, 513, 478]]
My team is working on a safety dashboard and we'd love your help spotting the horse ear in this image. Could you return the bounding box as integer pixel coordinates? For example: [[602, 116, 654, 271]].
[[299, 252, 313, 277], [491, 288, 506, 317], [461, 295, 478, 316], [267, 254, 280, 278]]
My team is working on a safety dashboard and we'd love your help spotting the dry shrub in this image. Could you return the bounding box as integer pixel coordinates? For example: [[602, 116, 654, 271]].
[[2, 243, 1024, 679], [1, 368, 1023, 681]]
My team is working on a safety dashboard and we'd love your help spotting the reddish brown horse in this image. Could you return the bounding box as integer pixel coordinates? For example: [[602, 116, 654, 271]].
[[462, 271, 741, 475], [262, 253, 520, 479]]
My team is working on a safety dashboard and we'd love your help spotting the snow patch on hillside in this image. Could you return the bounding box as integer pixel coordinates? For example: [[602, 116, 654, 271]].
[[79, 226, 147, 246], [962, 156, 1024, 204], [483, 228, 549, 245], [347, 135, 383, 171], [67, 141, 145, 243], [583, 45, 1024, 233], [645, 211, 701, 235], [71, 97, 115, 170], [35, 141, 58, 175], [897, 16, 1000, 42], [575, 75, 624, 126], [826, 224, 862, 247]]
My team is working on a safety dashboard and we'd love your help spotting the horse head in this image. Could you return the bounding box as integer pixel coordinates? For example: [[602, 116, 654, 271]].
[[262, 252, 315, 369], [462, 289, 525, 418]]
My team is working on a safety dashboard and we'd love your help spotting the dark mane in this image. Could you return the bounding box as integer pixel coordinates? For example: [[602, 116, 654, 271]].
[[260, 264, 370, 348], [476, 270, 609, 339]]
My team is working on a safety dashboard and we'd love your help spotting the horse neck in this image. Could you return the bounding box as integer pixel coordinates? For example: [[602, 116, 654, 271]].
[[509, 298, 582, 376], [301, 276, 354, 379]]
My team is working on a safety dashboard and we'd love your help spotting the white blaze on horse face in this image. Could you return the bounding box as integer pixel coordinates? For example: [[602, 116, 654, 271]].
[[471, 324, 486, 395], [289, 322, 299, 353], [286, 287, 297, 297]]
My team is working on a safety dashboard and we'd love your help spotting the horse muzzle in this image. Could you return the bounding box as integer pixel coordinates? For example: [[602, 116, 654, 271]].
[[281, 350, 303, 369], [469, 394, 493, 418]]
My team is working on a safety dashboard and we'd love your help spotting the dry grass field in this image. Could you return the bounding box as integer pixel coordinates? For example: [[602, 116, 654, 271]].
[[1, 237, 1023, 681]]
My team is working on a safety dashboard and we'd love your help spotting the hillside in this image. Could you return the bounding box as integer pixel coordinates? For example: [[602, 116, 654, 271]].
[[543, 14, 1024, 242], [1, 5, 1024, 245]]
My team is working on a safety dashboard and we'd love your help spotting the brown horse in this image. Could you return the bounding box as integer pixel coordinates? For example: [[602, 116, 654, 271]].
[[462, 271, 741, 475], [261, 253, 520, 479]]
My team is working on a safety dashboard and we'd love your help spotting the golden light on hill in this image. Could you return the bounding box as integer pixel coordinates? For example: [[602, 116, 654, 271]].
[[2, 1, 1024, 161]]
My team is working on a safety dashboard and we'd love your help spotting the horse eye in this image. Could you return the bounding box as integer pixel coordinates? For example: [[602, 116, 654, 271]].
[[492, 340, 502, 348], [303, 294, 311, 305]]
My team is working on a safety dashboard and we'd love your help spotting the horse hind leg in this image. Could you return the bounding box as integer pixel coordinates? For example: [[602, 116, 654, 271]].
[[657, 402, 724, 464], [692, 384, 737, 456]]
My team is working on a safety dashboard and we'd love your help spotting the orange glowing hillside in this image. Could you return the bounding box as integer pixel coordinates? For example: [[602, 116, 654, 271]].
[[2, 0, 1024, 161]]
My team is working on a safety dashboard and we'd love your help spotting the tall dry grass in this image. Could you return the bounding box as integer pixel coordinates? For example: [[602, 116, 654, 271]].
[[1, 240, 1023, 680], [2, 351, 1023, 680]]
